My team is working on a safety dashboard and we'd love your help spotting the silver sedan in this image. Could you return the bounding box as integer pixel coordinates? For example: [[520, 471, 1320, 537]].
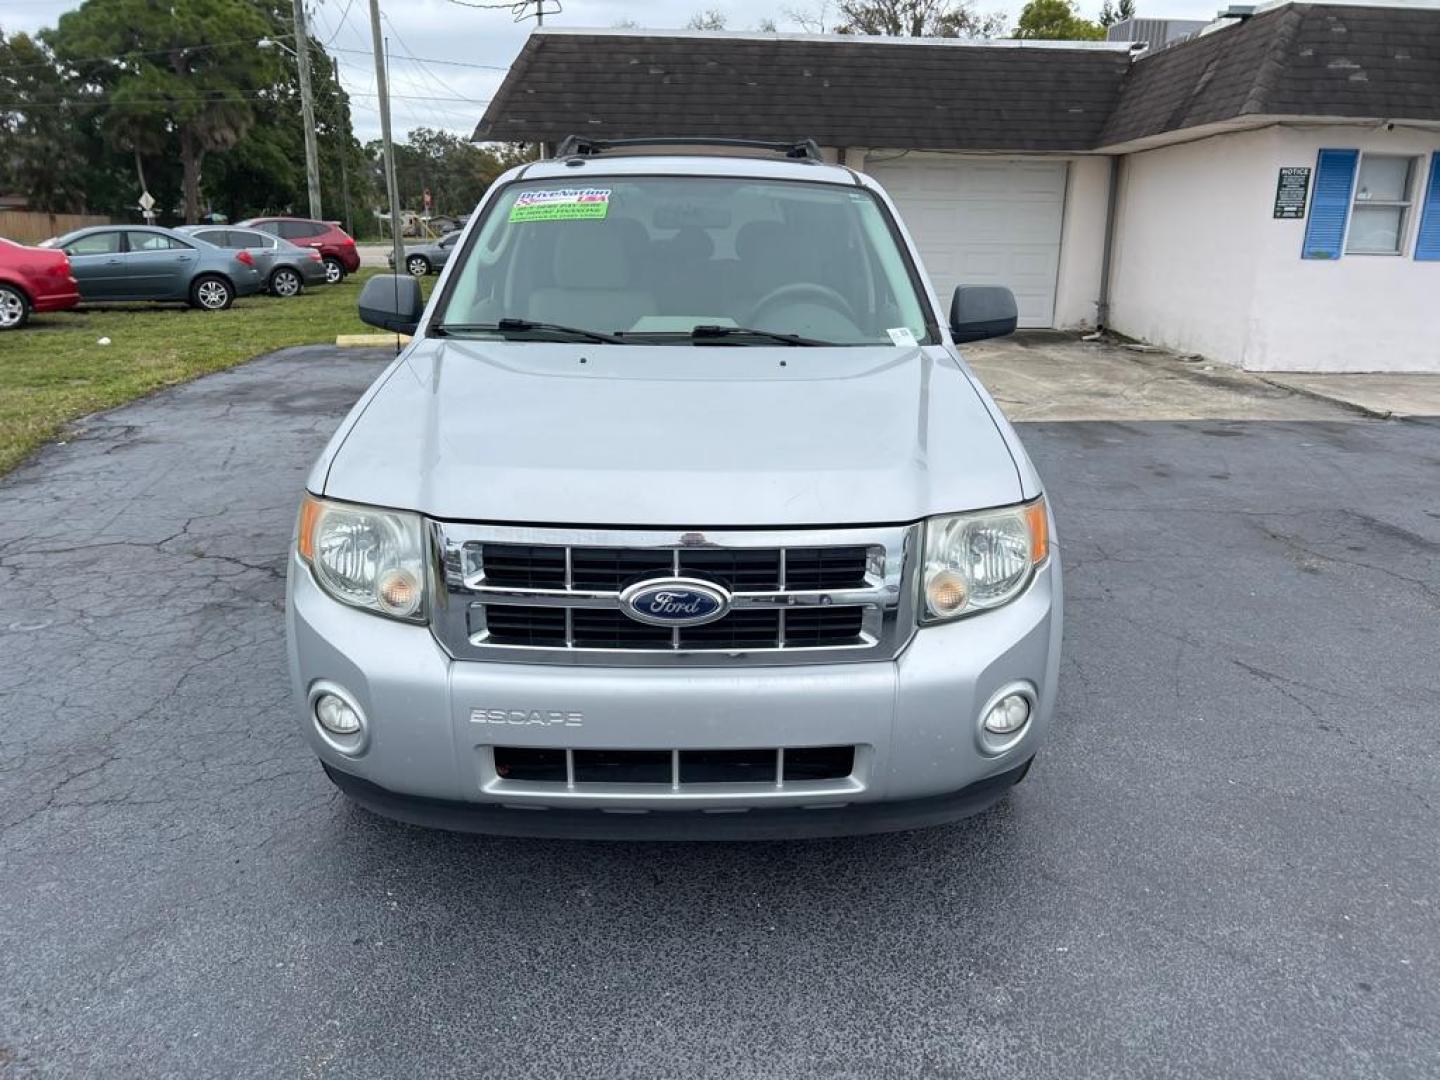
[[386, 232, 462, 276], [45, 226, 261, 309], [178, 226, 330, 297]]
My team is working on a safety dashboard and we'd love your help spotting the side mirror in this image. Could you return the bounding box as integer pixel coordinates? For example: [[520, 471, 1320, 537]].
[[949, 285, 1018, 344], [358, 274, 424, 335]]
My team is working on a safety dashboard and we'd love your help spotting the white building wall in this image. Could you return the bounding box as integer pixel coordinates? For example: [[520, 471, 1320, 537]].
[[1249, 125, 1440, 372], [1108, 127, 1274, 364], [1053, 155, 1109, 329], [1110, 124, 1440, 373]]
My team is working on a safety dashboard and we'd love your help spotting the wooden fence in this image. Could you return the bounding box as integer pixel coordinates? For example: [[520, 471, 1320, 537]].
[[0, 210, 112, 245]]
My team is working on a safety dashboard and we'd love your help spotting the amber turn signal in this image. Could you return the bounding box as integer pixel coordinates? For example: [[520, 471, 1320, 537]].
[[296, 494, 323, 562], [1024, 498, 1049, 564]]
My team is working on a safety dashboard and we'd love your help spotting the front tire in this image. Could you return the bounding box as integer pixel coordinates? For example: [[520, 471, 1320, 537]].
[[189, 275, 234, 311], [405, 254, 430, 277], [270, 267, 303, 297], [0, 284, 29, 330], [323, 257, 345, 285]]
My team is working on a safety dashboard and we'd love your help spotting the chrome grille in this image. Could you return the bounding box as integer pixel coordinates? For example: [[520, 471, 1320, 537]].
[[429, 523, 919, 666]]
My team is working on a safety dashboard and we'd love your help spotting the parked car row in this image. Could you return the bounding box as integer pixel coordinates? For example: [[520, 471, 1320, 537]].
[[0, 217, 362, 330]]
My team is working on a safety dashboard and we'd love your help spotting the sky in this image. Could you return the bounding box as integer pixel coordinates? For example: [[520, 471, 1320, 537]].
[[4, 0, 1438, 142]]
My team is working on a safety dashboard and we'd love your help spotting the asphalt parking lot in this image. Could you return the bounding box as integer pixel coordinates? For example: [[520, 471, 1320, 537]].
[[1, 346, 1437, 1079]]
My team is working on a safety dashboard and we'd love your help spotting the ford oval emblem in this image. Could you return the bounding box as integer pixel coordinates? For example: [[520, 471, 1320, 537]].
[[619, 578, 730, 627]]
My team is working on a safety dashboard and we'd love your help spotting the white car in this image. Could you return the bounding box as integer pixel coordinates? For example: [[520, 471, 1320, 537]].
[[287, 137, 1060, 839]]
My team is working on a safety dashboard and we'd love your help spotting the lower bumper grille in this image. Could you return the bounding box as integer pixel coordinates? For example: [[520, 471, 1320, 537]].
[[493, 745, 857, 787]]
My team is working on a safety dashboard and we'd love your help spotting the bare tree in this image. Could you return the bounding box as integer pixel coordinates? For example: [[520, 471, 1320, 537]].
[[1100, 0, 1136, 24], [784, 0, 836, 32], [685, 9, 729, 29], [831, 0, 1006, 38]]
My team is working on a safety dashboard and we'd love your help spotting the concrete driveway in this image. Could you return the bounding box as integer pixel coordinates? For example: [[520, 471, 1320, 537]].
[[965, 333, 1440, 422], [1, 346, 1437, 1078]]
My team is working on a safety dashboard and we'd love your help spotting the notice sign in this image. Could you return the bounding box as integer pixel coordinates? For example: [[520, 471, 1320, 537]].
[[1273, 167, 1311, 219], [509, 188, 611, 223]]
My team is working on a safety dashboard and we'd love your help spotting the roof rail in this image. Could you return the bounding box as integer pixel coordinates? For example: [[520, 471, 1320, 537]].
[[554, 136, 826, 163]]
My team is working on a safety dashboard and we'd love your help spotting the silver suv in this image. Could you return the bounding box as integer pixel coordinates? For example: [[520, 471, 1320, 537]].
[[287, 139, 1061, 839]]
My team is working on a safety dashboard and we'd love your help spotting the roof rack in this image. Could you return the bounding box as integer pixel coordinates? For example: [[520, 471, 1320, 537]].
[[554, 136, 826, 163]]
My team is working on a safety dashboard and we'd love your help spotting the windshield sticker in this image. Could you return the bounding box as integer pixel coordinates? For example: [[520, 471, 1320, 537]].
[[886, 327, 919, 347], [509, 188, 611, 223]]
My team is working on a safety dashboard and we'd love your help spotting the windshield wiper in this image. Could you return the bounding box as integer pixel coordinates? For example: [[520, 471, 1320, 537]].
[[434, 319, 625, 344], [690, 324, 830, 346]]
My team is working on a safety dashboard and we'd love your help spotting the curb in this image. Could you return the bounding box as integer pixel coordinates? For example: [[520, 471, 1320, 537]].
[[1252, 376, 1395, 420], [335, 333, 410, 347]]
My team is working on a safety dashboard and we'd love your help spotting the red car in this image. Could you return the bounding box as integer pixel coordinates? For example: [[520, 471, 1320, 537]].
[[0, 237, 80, 330], [236, 217, 360, 284]]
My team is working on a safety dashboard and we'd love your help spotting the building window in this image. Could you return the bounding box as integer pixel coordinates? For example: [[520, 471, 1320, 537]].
[[1346, 154, 1418, 255]]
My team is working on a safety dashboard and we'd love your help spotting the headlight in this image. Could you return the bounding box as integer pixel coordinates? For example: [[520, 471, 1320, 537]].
[[296, 495, 427, 622], [921, 497, 1049, 623]]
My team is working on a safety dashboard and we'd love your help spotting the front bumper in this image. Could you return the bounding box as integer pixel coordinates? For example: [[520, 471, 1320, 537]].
[[286, 556, 1061, 838], [322, 757, 1032, 839]]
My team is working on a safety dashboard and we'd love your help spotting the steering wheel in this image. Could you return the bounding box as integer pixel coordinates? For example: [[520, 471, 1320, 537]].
[[748, 282, 858, 327]]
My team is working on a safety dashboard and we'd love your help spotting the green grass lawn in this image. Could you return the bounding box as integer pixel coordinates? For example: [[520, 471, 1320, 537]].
[[0, 269, 420, 475]]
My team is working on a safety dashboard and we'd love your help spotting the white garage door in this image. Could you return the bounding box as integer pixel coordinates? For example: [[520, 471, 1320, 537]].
[[866, 157, 1067, 329]]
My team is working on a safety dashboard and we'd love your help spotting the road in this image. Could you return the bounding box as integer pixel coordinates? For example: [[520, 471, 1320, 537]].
[[1, 347, 1436, 1079]]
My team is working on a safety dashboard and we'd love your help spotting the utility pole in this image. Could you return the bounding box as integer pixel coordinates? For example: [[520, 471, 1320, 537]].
[[332, 64, 354, 236], [368, 1, 405, 273], [292, 0, 323, 220]]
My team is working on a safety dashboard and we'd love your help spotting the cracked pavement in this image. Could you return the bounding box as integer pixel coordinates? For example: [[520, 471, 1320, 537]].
[[1, 347, 1438, 1078]]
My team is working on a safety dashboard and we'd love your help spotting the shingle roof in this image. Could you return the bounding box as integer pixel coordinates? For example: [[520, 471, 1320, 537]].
[[474, 32, 1133, 152], [474, 6, 1440, 153], [1100, 3, 1440, 147]]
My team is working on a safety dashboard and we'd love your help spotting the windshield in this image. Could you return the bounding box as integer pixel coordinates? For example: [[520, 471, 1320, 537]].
[[433, 176, 935, 345]]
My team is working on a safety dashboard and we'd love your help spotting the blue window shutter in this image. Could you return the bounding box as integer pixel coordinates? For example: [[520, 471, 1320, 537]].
[[1415, 153, 1440, 261], [1301, 149, 1358, 260]]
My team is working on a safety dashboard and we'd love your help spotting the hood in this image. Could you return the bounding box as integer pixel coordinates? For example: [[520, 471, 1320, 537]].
[[320, 341, 1022, 527]]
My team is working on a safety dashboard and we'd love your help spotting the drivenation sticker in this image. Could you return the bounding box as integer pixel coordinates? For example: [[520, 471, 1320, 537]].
[[509, 188, 611, 222]]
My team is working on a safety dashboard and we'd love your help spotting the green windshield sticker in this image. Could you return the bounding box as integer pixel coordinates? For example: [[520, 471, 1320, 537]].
[[509, 188, 611, 222]]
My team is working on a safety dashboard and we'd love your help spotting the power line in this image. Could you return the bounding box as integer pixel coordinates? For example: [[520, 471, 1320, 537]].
[[2, 35, 512, 77], [0, 33, 297, 73], [444, 0, 561, 20], [378, 10, 480, 126], [321, 0, 361, 46], [1, 90, 491, 109], [327, 44, 509, 72], [384, 68, 482, 127]]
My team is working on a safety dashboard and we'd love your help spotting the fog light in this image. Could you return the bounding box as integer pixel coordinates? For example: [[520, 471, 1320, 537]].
[[309, 681, 369, 756], [315, 692, 361, 735], [977, 682, 1036, 755], [983, 694, 1031, 735]]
